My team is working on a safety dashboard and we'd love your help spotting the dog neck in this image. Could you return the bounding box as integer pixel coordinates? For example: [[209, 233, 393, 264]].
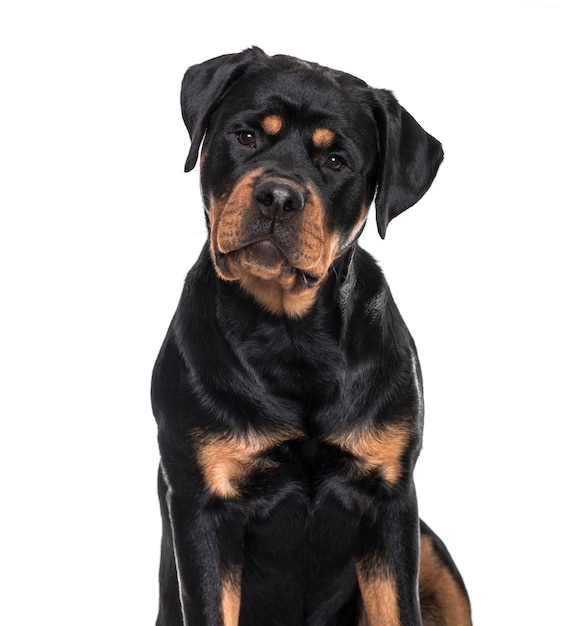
[[237, 245, 359, 320]]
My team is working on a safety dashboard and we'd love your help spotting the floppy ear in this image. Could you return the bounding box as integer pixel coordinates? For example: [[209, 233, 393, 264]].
[[181, 47, 267, 172], [373, 90, 444, 238]]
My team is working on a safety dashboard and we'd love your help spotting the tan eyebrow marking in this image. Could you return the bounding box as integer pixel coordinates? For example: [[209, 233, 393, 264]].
[[261, 114, 284, 135], [312, 127, 335, 148]]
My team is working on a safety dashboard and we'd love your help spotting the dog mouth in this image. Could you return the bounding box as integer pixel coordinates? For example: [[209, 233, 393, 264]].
[[214, 240, 322, 289]]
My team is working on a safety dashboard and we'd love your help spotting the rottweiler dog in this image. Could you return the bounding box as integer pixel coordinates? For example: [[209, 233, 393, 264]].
[[152, 47, 472, 626]]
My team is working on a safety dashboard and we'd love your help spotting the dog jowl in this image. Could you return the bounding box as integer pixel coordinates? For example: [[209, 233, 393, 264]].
[[152, 48, 472, 626]]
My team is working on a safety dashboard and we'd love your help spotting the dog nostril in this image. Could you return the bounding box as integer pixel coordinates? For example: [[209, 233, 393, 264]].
[[282, 196, 298, 212], [255, 181, 305, 218], [256, 191, 274, 207]]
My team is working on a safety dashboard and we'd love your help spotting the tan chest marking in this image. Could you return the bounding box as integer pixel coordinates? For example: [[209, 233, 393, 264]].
[[192, 427, 300, 499], [326, 422, 411, 484]]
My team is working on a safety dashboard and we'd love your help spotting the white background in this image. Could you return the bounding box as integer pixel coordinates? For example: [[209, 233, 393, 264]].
[[1, 1, 580, 624]]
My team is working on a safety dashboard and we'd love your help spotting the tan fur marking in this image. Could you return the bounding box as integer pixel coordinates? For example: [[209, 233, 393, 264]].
[[335, 205, 369, 259], [312, 127, 335, 148], [212, 169, 262, 259], [356, 564, 400, 625], [236, 182, 334, 318], [199, 148, 208, 170], [221, 571, 242, 626], [419, 536, 472, 626], [193, 427, 300, 498], [209, 170, 345, 317], [261, 114, 283, 135], [238, 272, 318, 318], [327, 423, 411, 484], [220, 180, 332, 318]]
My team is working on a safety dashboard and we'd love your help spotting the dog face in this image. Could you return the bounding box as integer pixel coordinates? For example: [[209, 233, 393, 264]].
[[198, 65, 379, 317], [181, 48, 443, 317]]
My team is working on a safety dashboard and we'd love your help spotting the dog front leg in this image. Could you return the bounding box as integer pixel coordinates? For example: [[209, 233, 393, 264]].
[[159, 469, 244, 626], [356, 492, 423, 626]]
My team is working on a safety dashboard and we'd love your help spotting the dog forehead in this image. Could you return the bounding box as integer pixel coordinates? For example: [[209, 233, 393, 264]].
[[221, 64, 373, 129]]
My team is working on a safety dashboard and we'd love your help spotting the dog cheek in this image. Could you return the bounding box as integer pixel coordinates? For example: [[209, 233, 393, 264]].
[[335, 204, 369, 257], [206, 194, 241, 282], [285, 184, 328, 271], [214, 169, 264, 253]]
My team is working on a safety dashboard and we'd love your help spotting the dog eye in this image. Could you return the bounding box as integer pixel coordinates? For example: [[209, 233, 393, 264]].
[[236, 131, 257, 147], [323, 155, 346, 172]]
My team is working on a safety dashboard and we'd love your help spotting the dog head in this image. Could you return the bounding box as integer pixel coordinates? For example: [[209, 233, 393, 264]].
[[181, 48, 443, 317]]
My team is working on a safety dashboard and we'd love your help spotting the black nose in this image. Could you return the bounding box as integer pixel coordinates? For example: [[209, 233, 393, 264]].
[[254, 180, 305, 219]]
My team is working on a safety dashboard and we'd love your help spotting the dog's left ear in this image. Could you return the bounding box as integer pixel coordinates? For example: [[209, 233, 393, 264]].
[[181, 47, 267, 172], [372, 90, 444, 238]]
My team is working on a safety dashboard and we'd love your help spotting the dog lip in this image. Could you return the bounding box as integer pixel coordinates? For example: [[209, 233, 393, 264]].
[[213, 250, 229, 273], [296, 269, 321, 288], [215, 238, 287, 274], [215, 241, 321, 288], [245, 239, 285, 268]]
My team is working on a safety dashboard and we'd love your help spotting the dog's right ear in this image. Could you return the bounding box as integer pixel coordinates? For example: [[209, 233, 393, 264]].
[[181, 47, 267, 172]]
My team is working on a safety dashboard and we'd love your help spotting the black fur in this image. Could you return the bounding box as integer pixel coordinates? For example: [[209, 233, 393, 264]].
[[152, 48, 470, 626]]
